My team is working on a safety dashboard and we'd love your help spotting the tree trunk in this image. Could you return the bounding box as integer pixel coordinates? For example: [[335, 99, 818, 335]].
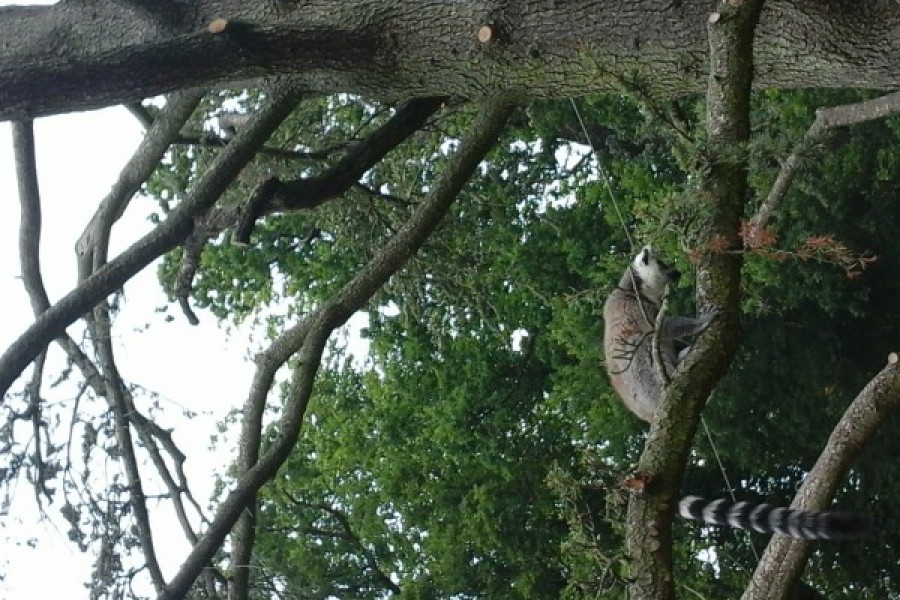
[[1, 0, 899, 120], [623, 1, 760, 595]]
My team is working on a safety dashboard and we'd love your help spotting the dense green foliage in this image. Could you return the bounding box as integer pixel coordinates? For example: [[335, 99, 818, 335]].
[[155, 90, 900, 598]]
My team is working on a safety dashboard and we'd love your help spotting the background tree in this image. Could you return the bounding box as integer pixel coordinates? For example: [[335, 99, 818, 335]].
[[1, 1, 900, 599]]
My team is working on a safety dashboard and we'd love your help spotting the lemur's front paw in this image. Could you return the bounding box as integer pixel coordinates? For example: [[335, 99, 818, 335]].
[[699, 305, 722, 324]]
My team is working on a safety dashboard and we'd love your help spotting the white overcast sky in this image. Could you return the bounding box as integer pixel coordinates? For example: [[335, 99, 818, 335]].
[[0, 4, 260, 595]]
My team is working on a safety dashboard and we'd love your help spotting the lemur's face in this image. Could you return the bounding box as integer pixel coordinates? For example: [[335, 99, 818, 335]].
[[632, 245, 679, 301]]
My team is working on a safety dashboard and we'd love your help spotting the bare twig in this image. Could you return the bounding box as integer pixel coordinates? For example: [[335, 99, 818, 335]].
[[161, 98, 516, 600], [90, 307, 167, 592], [747, 91, 900, 244], [741, 353, 900, 600]]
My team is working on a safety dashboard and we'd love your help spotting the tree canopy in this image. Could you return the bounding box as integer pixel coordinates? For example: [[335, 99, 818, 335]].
[[1, 2, 900, 599]]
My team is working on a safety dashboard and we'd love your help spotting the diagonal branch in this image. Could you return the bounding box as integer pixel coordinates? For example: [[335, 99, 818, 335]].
[[747, 91, 900, 244], [741, 353, 900, 600], [0, 78, 305, 400], [208, 96, 446, 242], [160, 97, 516, 600], [76, 89, 205, 282], [4, 2, 900, 122], [176, 97, 445, 321]]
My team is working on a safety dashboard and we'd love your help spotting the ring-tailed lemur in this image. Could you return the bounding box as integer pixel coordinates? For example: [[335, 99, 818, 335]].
[[603, 245, 715, 422], [603, 245, 870, 540]]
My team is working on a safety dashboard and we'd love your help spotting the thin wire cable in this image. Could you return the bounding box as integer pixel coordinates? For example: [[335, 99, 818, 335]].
[[569, 98, 634, 251], [701, 416, 761, 562]]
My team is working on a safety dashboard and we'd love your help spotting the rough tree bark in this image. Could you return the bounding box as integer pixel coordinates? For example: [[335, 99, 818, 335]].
[[1, 0, 899, 121], [624, 1, 760, 597]]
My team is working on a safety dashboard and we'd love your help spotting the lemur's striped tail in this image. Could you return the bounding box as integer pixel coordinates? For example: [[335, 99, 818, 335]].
[[678, 496, 871, 540]]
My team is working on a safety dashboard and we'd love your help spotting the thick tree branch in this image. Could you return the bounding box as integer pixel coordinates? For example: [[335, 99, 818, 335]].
[[0, 78, 305, 400], [741, 353, 900, 600], [2, 2, 900, 121], [747, 91, 900, 243], [161, 97, 515, 600], [624, 2, 762, 598]]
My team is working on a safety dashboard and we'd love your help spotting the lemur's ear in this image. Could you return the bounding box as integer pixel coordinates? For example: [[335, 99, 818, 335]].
[[640, 245, 652, 265]]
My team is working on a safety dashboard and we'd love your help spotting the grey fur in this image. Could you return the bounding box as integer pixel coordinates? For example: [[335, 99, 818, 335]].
[[603, 245, 714, 422]]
